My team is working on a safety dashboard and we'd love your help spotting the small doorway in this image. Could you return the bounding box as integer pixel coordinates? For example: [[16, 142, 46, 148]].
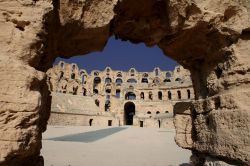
[[158, 120, 161, 128], [124, 102, 135, 125], [89, 119, 93, 126], [140, 121, 144, 127], [108, 120, 112, 126]]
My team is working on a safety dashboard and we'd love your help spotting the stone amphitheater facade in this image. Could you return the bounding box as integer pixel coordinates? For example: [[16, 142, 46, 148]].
[[46, 61, 194, 128], [1, 0, 249, 165]]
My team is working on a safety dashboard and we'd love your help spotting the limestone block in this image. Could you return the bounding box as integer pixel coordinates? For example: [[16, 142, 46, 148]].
[[174, 102, 193, 149]]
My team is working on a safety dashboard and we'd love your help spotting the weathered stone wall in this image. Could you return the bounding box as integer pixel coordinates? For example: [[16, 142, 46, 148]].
[[0, 0, 249, 165], [47, 61, 193, 99], [134, 116, 174, 128], [48, 112, 89, 126], [49, 111, 175, 129], [47, 62, 192, 129], [48, 112, 120, 127], [48, 92, 176, 128], [0, 1, 53, 165]]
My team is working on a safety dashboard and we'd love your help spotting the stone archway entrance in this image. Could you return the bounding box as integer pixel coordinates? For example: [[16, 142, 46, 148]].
[[124, 102, 135, 125], [0, 0, 249, 165]]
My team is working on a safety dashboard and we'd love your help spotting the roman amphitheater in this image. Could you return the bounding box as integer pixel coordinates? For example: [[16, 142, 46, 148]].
[[0, 0, 249, 166], [47, 61, 194, 128]]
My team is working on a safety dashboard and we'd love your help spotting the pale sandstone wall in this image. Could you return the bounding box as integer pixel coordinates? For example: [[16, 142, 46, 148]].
[[48, 90, 176, 128], [48, 112, 89, 126], [133, 117, 174, 128], [47, 61, 193, 99], [47, 62, 192, 130], [48, 112, 119, 127], [0, 0, 249, 165]]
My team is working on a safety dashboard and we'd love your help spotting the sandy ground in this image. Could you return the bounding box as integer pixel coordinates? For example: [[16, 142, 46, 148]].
[[41, 126, 191, 166]]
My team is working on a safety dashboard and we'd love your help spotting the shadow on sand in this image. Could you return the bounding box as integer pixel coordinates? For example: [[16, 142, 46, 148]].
[[45, 127, 127, 143], [179, 163, 191, 166]]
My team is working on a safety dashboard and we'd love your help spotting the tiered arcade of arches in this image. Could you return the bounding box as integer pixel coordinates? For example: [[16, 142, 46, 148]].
[[47, 61, 193, 98], [47, 61, 194, 129]]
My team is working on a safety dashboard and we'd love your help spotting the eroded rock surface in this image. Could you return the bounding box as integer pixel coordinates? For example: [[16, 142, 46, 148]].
[[0, 0, 249, 165]]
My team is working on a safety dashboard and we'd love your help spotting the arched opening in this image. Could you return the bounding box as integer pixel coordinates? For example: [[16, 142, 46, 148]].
[[72, 86, 78, 95], [140, 92, 144, 99], [115, 78, 123, 84], [80, 70, 85, 76], [60, 61, 64, 68], [116, 89, 121, 98], [156, 111, 160, 114], [62, 84, 67, 93], [166, 72, 171, 78], [71, 73, 75, 79], [129, 85, 134, 90], [141, 78, 148, 83], [59, 71, 64, 80], [89, 119, 93, 126], [124, 102, 135, 125], [81, 75, 86, 84], [140, 121, 144, 127], [105, 100, 111, 112], [105, 77, 112, 84], [93, 89, 98, 94], [106, 88, 111, 93], [93, 77, 101, 84], [117, 72, 122, 77], [164, 78, 171, 82], [125, 92, 136, 100], [95, 99, 99, 107], [177, 90, 181, 99], [72, 64, 76, 71], [108, 120, 112, 126], [168, 91, 172, 100], [143, 73, 148, 77], [175, 78, 181, 82], [187, 89, 191, 99], [106, 67, 111, 73], [106, 95, 110, 100], [130, 69, 135, 73], [149, 91, 153, 100], [155, 68, 159, 76], [83, 88, 87, 96], [153, 78, 160, 84], [94, 72, 99, 76], [158, 91, 162, 100], [130, 68, 135, 76], [147, 111, 151, 114], [127, 78, 137, 83]]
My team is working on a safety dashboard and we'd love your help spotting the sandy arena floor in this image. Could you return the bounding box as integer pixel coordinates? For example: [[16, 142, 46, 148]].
[[41, 126, 191, 166]]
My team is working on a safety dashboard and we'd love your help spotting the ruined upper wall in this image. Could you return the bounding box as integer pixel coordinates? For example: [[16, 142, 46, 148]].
[[47, 61, 191, 85], [47, 61, 194, 98]]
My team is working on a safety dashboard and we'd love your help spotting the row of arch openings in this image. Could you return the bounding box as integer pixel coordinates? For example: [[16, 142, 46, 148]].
[[139, 90, 191, 100], [91, 77, 183, 85]]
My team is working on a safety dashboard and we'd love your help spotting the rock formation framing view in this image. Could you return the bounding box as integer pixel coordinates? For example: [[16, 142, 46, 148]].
[[0, 0, 249, 165]]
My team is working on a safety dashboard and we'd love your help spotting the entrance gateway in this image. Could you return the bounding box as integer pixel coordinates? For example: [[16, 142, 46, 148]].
[[124, 102, 135, 125]]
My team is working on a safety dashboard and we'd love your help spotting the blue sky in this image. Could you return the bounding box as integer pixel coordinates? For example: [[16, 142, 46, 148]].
[[54, 36, 178, 73]]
